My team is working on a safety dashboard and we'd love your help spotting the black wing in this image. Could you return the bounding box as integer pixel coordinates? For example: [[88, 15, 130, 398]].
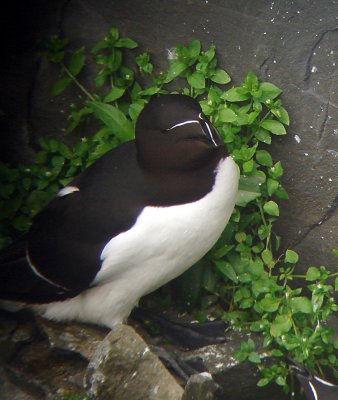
[[0, 142, 145, 304], [0, 236, 78, 303], [0, 140, 223, 304]]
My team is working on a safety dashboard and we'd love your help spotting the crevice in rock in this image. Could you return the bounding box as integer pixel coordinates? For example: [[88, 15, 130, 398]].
[[291, 193, 338, 248], [303, 88, 338, 109], [303, 28, 338, 89], [317, 100, 329, 143], [286, 5, 307, 22], [259, 57, 271, 79]]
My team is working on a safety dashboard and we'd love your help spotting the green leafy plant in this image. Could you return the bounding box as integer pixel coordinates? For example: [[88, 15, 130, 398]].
[[0, 27, 337, 398]]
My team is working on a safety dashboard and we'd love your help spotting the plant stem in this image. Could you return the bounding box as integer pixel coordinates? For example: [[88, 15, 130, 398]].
[[62, 63, 95, 101], [259, 110, 272, 123]]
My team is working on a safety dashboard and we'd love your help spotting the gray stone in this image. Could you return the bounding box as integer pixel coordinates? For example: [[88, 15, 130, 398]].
[[181, 330, 287, 400], [0, 313, 89, 399], [37, 317, 108, 360], [183, 372, 221, 400], [85, 324, 184, 400], [0, 368, 37, 400]]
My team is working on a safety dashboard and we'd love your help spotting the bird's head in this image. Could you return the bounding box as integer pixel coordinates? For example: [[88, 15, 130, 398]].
[[135, 94, 224, 170], [287, 358, 338, 400]]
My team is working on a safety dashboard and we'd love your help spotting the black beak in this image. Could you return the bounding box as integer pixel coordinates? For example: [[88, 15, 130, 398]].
[[199, 114, 223, 146], [286, 357, 338, 400]]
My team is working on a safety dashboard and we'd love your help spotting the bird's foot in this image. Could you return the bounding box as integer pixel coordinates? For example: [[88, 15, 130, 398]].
[[130, 307, 228, 350]]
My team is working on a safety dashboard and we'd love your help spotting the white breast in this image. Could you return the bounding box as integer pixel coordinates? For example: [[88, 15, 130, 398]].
[[35, 156, 239, 327]]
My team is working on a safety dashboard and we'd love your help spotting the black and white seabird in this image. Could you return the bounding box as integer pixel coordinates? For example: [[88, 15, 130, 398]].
[[0, 94, 239, 329], [289, 359, 338, 400]]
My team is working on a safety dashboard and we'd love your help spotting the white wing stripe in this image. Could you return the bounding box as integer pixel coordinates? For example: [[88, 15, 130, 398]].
[[26, 249, 68, 291]]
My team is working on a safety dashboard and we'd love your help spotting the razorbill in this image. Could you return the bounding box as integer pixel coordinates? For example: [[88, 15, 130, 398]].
[[0, 94, 239, 328]]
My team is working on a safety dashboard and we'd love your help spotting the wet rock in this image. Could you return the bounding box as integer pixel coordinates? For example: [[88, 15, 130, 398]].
[[183, 372, 222, 400], [37, 317, 108, 359], [0, 310, 36, 364], [0, 312, 89, 399], [85, 324, 184, 400], [181, 331, 287, 400], [0, 368, 37, 400]]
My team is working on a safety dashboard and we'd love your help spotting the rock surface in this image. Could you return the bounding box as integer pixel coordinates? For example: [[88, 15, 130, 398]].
[[85, 324, 184, 400], [0, 310, 293, 400], [182, 372, 221, 400]]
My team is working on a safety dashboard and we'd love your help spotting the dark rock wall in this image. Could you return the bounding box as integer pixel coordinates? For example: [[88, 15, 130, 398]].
[[0, 0, 337, 271]]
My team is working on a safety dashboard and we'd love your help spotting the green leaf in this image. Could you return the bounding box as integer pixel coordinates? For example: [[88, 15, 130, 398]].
[[271, 107, 290, 126], [236, 175, 265, 206], [258, 296, 281, 312], [335, 277, 338, 291], [257, 378, 270, 387], [107, 48, 122, 72], [13, 215, 30, 231], [306, 266, 321, 281], [285, 249, 299, 264], [109, 27, 120, 41], [140, 86, 162, 96], [260, 119, 286, 135], [248, 111, 260, 125], [104, 87, 126, 103], [263, 201, 279, 216], [248, 352, 261, 364], [221, 87, 250, 102], [90, 101, 134, 141], [269, 161, 284, 179], [259, 82, 282, 101], [114, 38, 138, 48], [290, 296, 313, 314], [187, 71, 205, 89], [94, 69, 109, 87], [68, 47, 85, 76], [215, 260, 238, 283], [243, 158, 254, 173], [219, 108, 237, 123], [165, 60, 188, 82], [91, 39, 110, 54], [256, 150, 273, 167], [270, 315, 292, 337], [203, 267, 218, 292], [51, 155, 64, 168], [267, 178, 279, 196], [275, 186, 289, 200], [254, 128, 271, 144], [245, 71, 259, 91], [188, 40, 201, 59], [271, 349, 284, 357], [50, 77, 72, 96], [312, 292, 324, 312], [129, 100, 146, 121], [262, 249, 273, 265], [211, 69, 231, 84], [275, 376, 286, 386]]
